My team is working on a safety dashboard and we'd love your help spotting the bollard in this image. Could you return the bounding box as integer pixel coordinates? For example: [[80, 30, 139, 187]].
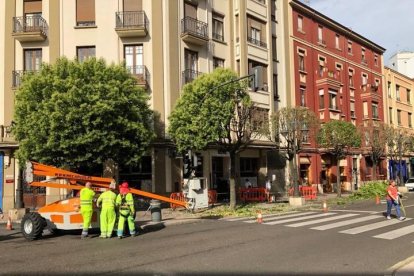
[[150, 199, 162, 223]]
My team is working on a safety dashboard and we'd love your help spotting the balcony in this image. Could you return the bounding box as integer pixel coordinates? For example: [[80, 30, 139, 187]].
[[12, 16, 47, 42], [12, 70, 37, 88], [115, 11, 149, 38], [181, 17, 209, 46], [127, 65, 150, 89], [247, 36, 267, 48], [182, 69, 202, 85]]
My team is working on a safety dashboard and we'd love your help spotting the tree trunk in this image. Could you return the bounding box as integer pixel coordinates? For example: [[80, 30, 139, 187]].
[[229, 151, 239, 210], [372, 160, 377, 180], [337, 158, 342, 197], [289, 157, 299, 197]]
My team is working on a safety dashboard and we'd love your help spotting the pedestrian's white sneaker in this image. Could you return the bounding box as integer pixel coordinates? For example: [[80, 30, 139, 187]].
[[386, 216, 391, 220], [399, 217, 406, 221]]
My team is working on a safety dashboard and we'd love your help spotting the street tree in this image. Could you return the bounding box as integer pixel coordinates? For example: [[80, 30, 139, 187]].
[[168, 68, 259, 209], [317, 120, 361, 197], [270, 106, 319, 197], [384, 126, 411, 185], [13, 57, 155, 173], [358, 120, 387, 180]]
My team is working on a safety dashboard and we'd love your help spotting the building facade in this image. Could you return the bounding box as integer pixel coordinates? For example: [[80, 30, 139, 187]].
[[1, 0, 290, 213], [384, 66, 414, 180], [288, 0, 386, 192], [388, 51, 414, 79]]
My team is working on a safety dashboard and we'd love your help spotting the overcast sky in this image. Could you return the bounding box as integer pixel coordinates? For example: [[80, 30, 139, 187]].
[[305, 0, 414, 65]]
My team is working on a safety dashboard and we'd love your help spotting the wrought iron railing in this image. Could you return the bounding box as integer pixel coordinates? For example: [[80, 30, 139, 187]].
[[182, 69, 202, 84], [13, 15, 47, 35], [12, 70, 37, 88], [181, 17, 208, 40], [247, 36, 267, 48], [116, 11, 148, 30], [126, 65, 150, 85]]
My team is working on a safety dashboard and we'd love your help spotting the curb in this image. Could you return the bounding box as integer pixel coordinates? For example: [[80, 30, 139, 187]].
[[385, 256, 414, 276]]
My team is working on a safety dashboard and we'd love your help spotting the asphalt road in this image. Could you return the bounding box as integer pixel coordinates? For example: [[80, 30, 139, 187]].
[[1, 194, 414, 275]]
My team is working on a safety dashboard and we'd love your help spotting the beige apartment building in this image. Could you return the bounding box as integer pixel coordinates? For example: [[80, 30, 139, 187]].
[[0, 0, 292, 212], [384, 67, 414, 179]]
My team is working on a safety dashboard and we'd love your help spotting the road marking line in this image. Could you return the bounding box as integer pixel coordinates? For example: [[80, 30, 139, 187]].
[[223, 211, 300, 222], [340, 218, 412, 234], [328, 209, 377, 214], [244, 211, 317, 224], [311, 215, 382, 230], [373, 224, 414, 240], [286, 213, 359, 227], [264, 212, 336, 225]]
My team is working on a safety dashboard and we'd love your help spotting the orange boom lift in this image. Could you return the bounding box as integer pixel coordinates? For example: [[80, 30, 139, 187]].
[[21, 161, 187, 240]]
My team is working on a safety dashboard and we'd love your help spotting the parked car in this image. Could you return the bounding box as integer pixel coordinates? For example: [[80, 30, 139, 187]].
[[405, 178, 414, 191]]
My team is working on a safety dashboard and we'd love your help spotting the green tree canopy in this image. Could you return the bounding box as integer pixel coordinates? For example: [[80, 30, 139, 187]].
[[168, 67, 255, 209], [13, 57, 155, 172], [317, 120, 361, 196]]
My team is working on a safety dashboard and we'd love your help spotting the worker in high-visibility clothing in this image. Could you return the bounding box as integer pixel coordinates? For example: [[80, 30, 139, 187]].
[[80, 182, 95, 239], [116, 182, 136, 238], [96, 180, 117, 238]]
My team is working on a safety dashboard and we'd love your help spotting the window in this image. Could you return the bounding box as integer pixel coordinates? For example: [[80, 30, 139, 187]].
[[77, 46, 95, 62], [335, 34, 340, 49], [184, 1, 197, 19], [350, 101, 355, 117], [298, 49, 305, 71], [318, 57, 325, 77], [23, 0, 42, 30], [248, 59, 268, 90], [396, 85, 400, 101], [374, 55, 378, 66], [397, 109, 401, 125], [251, 107, 269, 132], [408, 89, 411, 104], [409, 113, 413, 128], [317, 25, 324, 44], [361, 48, 366, 64], [372, 102, 378, 119], [212, 13, 224, 42], [389, 107, 393, 124], [183, 49, 198, 84], [361, 73, 368, 86], [300, 86, 306, 107], [387, 81, 391, 98], [213, 57, 224, 69], [329, 90, 337, 110], [271, 0, 276, 21], [272, 36, 277, 61], [348, 69, 354, 87], [247, 16, 266, 47], [347, 41, 353, 54], [298, 15, 303, 32], [24, 49, 42, 71], [125, 44, 143, 76], [273, 74, 279, 100], [76, 0, 95, 26], [319, 89, 324, 109]]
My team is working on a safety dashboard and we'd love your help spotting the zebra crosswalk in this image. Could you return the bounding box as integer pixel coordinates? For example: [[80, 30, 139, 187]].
[[220, 211, 414, 242]]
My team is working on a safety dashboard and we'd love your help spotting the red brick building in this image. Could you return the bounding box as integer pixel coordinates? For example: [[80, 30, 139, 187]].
[[290, 0, 386, 191]]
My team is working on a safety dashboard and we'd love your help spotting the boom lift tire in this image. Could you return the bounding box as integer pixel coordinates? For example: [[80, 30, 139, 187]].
[[21, 212, 46, 241]]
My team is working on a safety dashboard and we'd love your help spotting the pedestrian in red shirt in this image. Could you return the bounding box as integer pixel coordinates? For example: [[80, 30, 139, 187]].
[[386, 180, 405, 220]]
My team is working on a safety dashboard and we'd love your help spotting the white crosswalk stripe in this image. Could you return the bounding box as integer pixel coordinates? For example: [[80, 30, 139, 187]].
[[340, 218, 412, 235], [264, 212, 336, 225], [244, 211, 317, 224], [311, 215, 382, 230], [220, 211, 414, 242], [373, 224, 414, 240], [286, 213, 359, 227]]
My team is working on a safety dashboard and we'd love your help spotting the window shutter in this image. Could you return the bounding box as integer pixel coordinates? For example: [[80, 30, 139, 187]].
[[184, 2, 197, 19], [76, 0, 95, 24], [24, 0, 42, 14], [123, 0, 142, 12]]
